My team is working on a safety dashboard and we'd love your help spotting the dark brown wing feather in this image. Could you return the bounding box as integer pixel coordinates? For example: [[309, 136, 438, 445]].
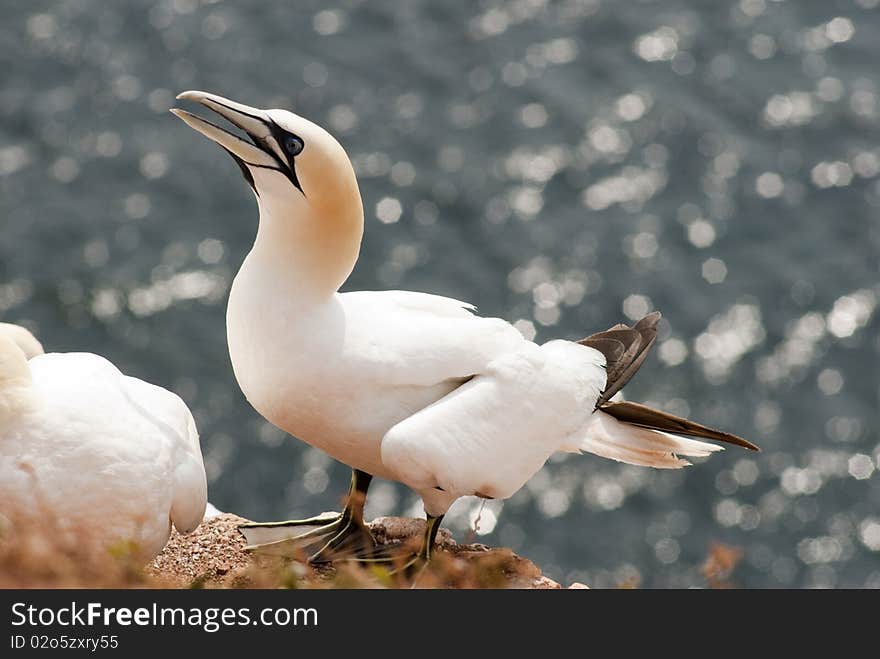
[[583, 337, 625, 364], [600, 400, 759, 451], [586, 329, 640, 387], [578, 311, 661, 407]]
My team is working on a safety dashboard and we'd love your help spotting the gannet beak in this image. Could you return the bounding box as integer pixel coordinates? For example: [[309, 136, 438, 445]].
[[171, 90, 278, 170]]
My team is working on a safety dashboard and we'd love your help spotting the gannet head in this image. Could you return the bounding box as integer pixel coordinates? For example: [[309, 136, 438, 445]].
[[0, 335, 31, 389], [0, 323, 44, 360], [171, 91, 364, 294], [171, 90, 360, 221]]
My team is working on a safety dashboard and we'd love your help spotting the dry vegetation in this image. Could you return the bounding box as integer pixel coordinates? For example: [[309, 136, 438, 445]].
[[0, 511, 146, 588], [0, 512, 743, 589], [701, 541, 745, 589], [0, 512, 561, 589]]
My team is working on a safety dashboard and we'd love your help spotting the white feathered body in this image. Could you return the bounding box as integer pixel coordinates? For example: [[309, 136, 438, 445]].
[[228, 257, 521, 481], [382, 339, 607, 513], [228, 254, 721, 516], [0, 352, 207, 560]]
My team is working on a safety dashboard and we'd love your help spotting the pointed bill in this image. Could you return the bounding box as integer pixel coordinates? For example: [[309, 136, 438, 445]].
[[170, 91, 277, 168], [176, 90, 273, 140]]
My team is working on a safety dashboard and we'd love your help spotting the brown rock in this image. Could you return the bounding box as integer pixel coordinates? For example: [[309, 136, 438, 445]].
[[147, 512, 576, 589]]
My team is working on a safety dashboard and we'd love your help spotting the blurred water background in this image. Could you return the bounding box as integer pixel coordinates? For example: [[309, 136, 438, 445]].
[[1, 0, 879, 587]]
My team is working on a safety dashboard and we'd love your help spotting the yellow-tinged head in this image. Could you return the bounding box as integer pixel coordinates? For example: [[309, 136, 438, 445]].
[[0, 335, 31, 390], [172, 90, 363, 294], [0, 323, 43, 360]]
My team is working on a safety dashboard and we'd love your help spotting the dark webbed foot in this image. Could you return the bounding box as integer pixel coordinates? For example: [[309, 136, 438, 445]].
[[239, 511, 345, 555], [306, 507, 377, 563], [237, 469, 378, 562]]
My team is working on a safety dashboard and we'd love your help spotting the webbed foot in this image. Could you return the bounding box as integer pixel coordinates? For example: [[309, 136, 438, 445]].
[[237, 469, 378, 561]]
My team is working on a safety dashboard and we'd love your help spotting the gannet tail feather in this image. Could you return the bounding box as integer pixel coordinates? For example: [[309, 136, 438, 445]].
[[574, 410, 726, 469], [573, 310, 758, 466], [600, 400, 759, 451], [579, 312, 661, 407]]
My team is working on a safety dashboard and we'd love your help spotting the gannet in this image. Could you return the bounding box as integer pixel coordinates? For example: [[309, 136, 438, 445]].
[[172, 91, 757, 566], [0, 327, 207, 563]]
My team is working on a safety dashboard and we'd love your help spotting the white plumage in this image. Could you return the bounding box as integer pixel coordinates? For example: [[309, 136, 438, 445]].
[[0, 329, 206, 561], [173, 91, 754, 558], [382, 339, 605, 512], [227, 270, 724, 519], [569, 412, 723, 469]]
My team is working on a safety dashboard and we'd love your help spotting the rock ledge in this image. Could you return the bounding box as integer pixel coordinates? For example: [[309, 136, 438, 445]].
[[148, 513, 585, 589]]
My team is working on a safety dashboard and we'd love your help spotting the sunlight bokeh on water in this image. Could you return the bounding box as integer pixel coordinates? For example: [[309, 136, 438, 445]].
[[1, 0, 878, 587]]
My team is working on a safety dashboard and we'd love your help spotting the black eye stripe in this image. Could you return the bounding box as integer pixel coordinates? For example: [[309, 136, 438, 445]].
[[266, 120, 304, 163], [263, 118, 305, 195], [208, 105, 306, 196]]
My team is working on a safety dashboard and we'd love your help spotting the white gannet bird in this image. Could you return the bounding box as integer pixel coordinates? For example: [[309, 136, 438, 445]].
[[172, 91, 757, 566], [0, 325, 207, 562]]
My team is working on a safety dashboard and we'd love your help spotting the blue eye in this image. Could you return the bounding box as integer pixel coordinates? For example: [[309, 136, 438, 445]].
[[283, 135, 304, 157]]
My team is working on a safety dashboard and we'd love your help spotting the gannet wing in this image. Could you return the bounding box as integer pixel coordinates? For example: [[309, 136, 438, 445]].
[[119, 375, 207, 534], [169, 409, 207, 533], [380, 340, 606, 500], [375, 290, 476, 316], [578, 312, 660, 407], [8, 352, 206, 560], [341, 290, 526, 388]]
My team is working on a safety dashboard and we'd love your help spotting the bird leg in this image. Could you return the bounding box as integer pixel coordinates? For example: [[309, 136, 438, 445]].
[[238, 469, 377, 561], [386, 513, 445, 578], [306, 470, 378, 563], [420, 513, 444, 561]]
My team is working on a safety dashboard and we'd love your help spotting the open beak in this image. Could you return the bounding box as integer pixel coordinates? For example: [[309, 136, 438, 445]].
[[170, 90, 278, 170]]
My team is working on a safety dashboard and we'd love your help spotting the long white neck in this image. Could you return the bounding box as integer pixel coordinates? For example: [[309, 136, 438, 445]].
[[248, 188, 364, 302]]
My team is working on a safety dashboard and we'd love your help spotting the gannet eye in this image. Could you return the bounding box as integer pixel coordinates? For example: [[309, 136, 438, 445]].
[[283, 135, 304, 157]]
